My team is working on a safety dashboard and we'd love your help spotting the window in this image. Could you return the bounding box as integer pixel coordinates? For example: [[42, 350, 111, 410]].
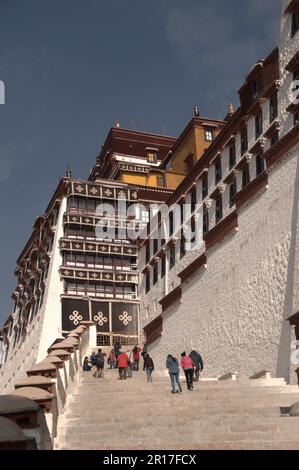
[[153, 238, 158, 256], [169, 245, 176, 270], [205, 129, 214, 141], [215, 158, 222, 185], [292, 12, 299, 37], [256, 154, 265, 176], [191, 187, 197, 213], [242, 164, 250, 188], [142, 209, 150, 223], [255, 111, 263, 139], [229, 180, 237, 208], [153, 264, 158, 285], [161, 256, 166, 279], [202, 174, 208, 199], [145, 273, 150, 293], [180, 230, 186, 259], [251, 78, 263, 101], [294, 112, 299, 126], [229, 143, 236, 170], [145, 243, 150, 264], [270, 93, 278, 123], [203, 210, 209, 234], [147, 150, 157, 163], [169, 211, 174, 237], [240, 127, 248, 155], [215, 197, 223, 223]]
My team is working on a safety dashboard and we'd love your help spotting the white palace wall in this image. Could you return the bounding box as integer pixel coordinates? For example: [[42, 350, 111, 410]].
[[145, 145, 299, 381], [0, 198, 66, 394]]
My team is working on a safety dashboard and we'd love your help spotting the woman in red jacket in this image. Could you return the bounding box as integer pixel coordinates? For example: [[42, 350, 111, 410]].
[[132, 346, 142, 371], [117, 351, 129, 380]]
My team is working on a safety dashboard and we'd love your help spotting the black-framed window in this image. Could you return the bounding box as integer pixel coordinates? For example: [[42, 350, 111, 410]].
[[242, 164, 250, 188], [241, 127, 248, 155], [229, 143, 236, 169], [295, 112, 299, 126], [229, 180, 237, 208], [153, 238, 158, 256], [255, 111, 263, 139], [215, 158, 222, 185], [215, 197, 223, 223], [205, 129, 214, 141], [153, 264, 158, 285], [161, 256, 166, 279], [145, 243, 150, 264], [147, 150, 157, 163], [256, 154, 265, 176], [191, 187, 196, 213], [180, 230, 186, 259], [203, 211, 209, 234], [202, 174, 208, 199], [292, 12, 299, 37], [169, 246, 176, 270], [169, 212, 174, 237], [270, 93, 278, 123], [271, 134, 279, 146], [145, 272, 150, 293]]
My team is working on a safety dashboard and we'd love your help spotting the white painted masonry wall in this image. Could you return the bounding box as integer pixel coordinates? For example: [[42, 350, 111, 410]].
[[141, 2, 299, 381], [0, 198, 66, 394], [146, 146, 299, 381], [36, 197, 66, 361]]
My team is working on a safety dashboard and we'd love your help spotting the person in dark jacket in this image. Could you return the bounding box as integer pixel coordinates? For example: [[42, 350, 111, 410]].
[[166, 354, 182, 394], [143, 353, 154, 383], [113, 341, 121, 366], [82, 356, 92, 371], [93, 349, 106, 378], [189, 350, 204, 382], [90, 351, 97, 366]]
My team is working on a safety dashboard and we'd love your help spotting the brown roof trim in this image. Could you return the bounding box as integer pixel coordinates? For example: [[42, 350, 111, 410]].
[[264, 120, 281, 139], [159, 286, 182, 313], [143, 315, 163, 346], [235, 153, 252, 171], [249, 138, 266, 155], [287, 310, 299, 325], [264, 123, 299, 169], [286, 51, 299, 73], [137, 188, 172, 202], [210, 184, 226, 200], [223, 169, 237, 185], [263, 80, 281, 99], [285, 0, 299, 14], [235, 171, 268, 210], [286, 102, 299, 113], [178, 254, 207, 283], [204, 211, 238, 250]]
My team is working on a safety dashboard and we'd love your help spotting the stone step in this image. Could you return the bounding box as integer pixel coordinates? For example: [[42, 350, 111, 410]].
[[59, 429, 299, 447], [58, 417, 299, 437], [59, 415, 299, 428]]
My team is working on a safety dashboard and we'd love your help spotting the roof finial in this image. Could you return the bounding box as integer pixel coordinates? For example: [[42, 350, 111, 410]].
[[228, 103, 235, 115], [115, 121, 120, 128], [193, 105, 200, 117], [66, 163, 72, 178]]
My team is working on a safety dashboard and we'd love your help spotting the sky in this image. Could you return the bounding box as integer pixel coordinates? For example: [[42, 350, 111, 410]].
[[0, 0, 281, 325]]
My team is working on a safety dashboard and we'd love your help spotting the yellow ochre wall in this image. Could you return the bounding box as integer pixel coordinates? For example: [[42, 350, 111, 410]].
[[169, 126, 221, 176]]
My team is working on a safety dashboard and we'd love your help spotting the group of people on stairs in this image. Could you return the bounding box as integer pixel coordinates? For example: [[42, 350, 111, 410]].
[[82, 344, 203, 393]]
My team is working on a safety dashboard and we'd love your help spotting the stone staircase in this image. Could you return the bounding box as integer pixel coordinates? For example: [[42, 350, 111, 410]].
[[55, 369, 299, 450]]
